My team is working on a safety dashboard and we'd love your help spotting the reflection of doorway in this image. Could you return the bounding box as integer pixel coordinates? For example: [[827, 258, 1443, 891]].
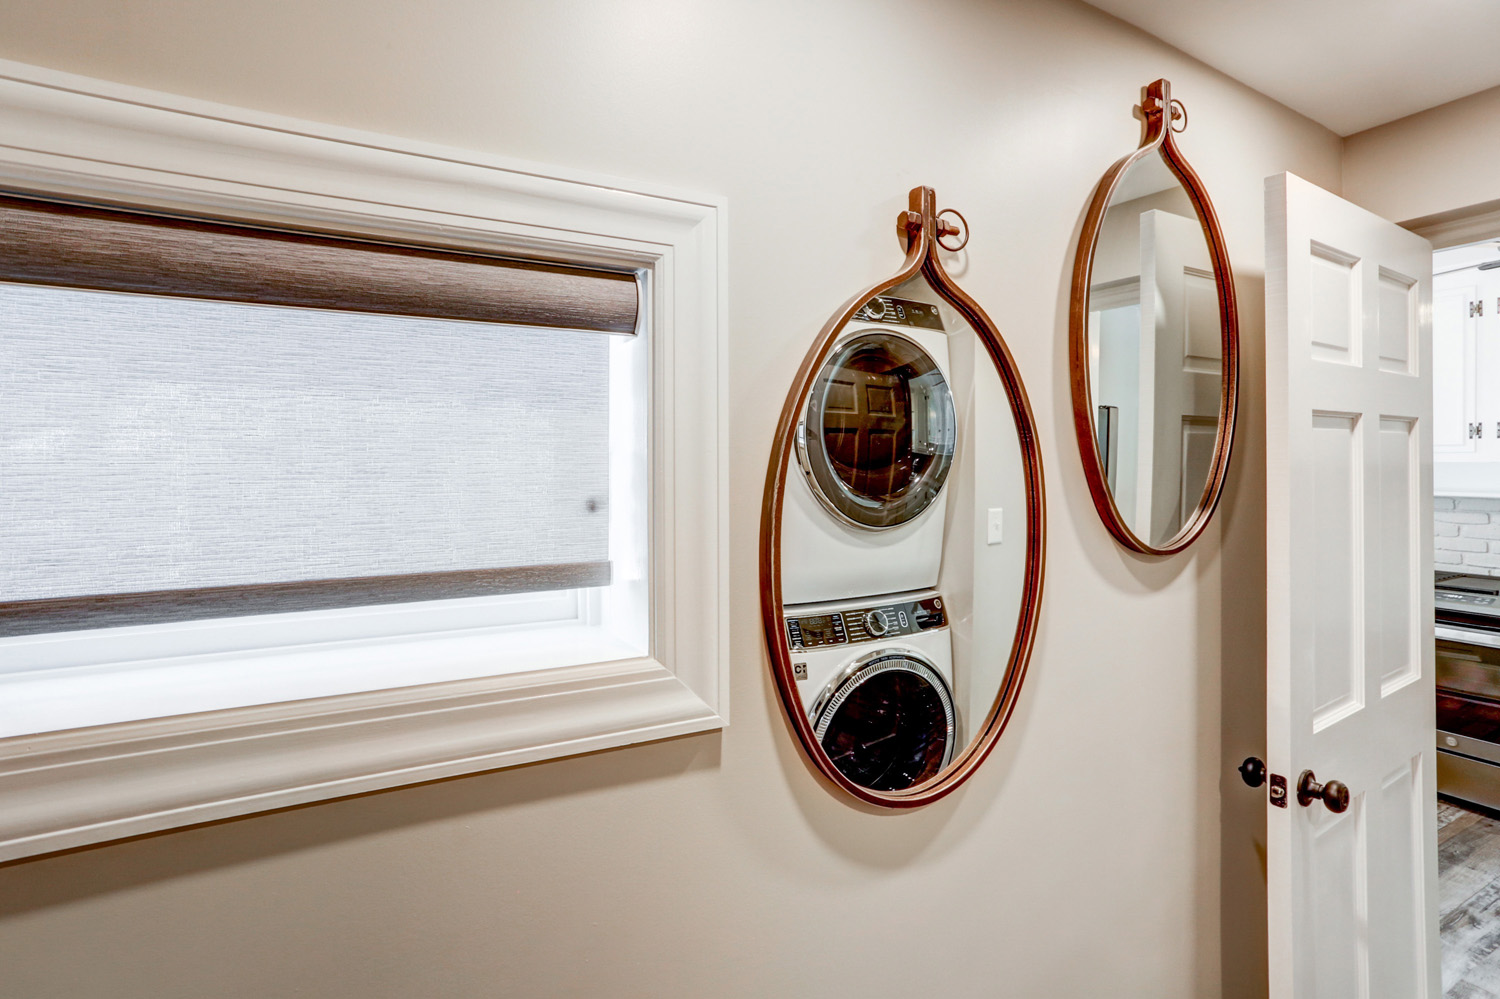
[[1088, 276, 1141, 515]]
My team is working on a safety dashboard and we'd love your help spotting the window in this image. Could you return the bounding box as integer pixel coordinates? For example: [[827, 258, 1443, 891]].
[[0, 59, 726, 861]]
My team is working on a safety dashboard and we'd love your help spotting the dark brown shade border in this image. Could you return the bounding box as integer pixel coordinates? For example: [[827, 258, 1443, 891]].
[[0, 562, 611, 638], [0, 194, 638, 334]]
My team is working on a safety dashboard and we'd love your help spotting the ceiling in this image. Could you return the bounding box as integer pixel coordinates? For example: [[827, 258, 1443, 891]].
[[1082, 0, 1500, 135]]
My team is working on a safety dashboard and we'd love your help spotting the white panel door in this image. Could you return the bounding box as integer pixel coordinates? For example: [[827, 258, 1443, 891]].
[[1265, 172, 1436, 999]]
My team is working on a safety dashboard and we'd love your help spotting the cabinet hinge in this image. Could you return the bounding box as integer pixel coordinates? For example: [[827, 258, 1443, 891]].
[[1473, 300, 1485, 318]]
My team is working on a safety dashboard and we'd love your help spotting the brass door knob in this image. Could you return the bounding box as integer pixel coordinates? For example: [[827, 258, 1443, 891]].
[[1238, 756, 1266, 788], [1296, 770, 1350, 813]]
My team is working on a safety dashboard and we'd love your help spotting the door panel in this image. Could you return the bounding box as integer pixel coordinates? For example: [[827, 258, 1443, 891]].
[[1265, 172, 1437, 998]]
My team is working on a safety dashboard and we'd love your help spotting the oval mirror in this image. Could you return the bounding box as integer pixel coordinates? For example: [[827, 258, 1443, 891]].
[[1069, 79, 1239, 554], [760, 187, 1045, 806]]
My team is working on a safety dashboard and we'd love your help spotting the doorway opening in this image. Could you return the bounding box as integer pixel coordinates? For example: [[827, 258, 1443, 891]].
[[1430, 235, 1500, 995]]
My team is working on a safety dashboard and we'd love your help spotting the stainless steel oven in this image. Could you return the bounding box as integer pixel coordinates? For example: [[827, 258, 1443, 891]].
[[1436, 572, 1500, 809]]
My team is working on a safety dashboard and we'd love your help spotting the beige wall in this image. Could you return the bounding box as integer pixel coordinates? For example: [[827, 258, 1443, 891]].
[[0, 3, 1341, 996], [1344, 84, 1500, 225]]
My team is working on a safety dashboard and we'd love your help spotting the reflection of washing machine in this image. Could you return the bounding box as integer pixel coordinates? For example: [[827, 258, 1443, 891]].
[[781, 296, 956, 605], [783, 589, 954, 791]]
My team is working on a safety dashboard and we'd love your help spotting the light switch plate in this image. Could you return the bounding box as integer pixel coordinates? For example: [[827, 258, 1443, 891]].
[[987, 507, 1003, 545]]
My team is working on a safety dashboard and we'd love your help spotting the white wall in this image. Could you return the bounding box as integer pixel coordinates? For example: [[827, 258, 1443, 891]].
[[1344, 84, 1500, 225], [0, 2, 1341, 996]]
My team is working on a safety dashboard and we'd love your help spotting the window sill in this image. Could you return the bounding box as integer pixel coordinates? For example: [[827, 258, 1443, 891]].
[[0, 654, 718, 862], [0, 617, 646, 738]]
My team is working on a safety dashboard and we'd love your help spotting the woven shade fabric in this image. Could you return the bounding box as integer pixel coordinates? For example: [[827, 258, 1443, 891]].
[[0, 282, 613, 634]]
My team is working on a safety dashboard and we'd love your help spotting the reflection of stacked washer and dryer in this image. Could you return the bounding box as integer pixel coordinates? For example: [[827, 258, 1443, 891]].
[[781, 293, 960, 792]]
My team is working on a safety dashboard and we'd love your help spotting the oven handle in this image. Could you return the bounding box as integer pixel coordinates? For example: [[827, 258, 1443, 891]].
[[1437, 624, 1500, 650]]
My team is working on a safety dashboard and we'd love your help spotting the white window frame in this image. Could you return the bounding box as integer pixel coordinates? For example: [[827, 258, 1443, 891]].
[[0, 59, 727, 862]]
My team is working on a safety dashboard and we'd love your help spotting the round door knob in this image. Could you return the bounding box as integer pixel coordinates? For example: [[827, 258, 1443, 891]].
[[1297, 770, 1350, 813], [1238, 756, 1266, 788]]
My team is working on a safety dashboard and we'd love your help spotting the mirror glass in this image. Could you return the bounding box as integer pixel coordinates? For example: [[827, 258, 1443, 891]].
[[1086, 149, 1223, 548], [777, 269, 1032, 793]]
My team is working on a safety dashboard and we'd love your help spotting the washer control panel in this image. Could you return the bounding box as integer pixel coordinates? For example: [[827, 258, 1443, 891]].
[[786, 595, 946, 650]]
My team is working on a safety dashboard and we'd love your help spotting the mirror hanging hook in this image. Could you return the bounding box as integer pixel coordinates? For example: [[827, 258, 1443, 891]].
[[897, 207, 963, 248], [1169, 98, 1188, 133], [935, 209, 969, 252]]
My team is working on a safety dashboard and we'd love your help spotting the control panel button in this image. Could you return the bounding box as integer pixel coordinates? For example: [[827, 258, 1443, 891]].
[[864, 609, 890, 636]]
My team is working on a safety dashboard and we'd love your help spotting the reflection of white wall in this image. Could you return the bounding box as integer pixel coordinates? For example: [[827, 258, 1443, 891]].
[[1092, 185, 1197, 285], [921, 282, 1028, 743], [957, 331, 1029, 732]]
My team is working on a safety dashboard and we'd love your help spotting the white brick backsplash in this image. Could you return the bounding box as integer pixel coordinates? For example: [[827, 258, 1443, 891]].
[[1437, 496, 1500, 576], [1437, 511, 1491, 525]]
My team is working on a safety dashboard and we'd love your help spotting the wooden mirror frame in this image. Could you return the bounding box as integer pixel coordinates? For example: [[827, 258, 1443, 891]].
[[1069, 79, 1240, 555], [759, 187, 1046, 807]]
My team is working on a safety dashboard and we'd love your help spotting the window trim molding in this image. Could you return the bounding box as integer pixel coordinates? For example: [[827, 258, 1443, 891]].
[[0, 59, 728, 863]]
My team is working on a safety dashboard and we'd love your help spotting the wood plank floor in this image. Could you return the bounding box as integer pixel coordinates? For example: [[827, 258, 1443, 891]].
[[1441, 798, 1500, 997]]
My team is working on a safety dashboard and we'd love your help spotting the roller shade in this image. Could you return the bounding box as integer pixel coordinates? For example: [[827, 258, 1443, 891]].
[[0, 197, 631, 636], [0, 195, 638, 334]]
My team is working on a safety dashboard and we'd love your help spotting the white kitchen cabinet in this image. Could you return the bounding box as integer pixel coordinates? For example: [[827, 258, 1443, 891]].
[[1433, 275, 1477, 455], [1434, 258, 1500, 495]]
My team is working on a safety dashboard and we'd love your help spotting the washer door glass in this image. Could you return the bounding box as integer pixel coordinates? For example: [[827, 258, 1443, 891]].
[[813, 654, 955, 791], [802, 331, 955, 529]]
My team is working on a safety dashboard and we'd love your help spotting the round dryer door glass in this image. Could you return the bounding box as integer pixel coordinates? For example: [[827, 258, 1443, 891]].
[[813, 654, 955, 792], [801, 331, 956, 529]]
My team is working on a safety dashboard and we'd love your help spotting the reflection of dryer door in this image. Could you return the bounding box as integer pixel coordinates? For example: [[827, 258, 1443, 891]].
[[799, 331, 955, 530], [811, 651, 955, 791]]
